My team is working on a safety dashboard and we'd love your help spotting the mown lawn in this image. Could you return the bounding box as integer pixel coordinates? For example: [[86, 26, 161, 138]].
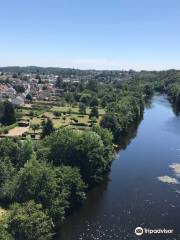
[[51, 105, 105, 115], [17, 101, 106, 137]]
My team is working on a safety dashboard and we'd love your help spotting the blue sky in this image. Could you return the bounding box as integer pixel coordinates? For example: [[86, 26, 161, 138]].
[[0, 0, 180, 70]]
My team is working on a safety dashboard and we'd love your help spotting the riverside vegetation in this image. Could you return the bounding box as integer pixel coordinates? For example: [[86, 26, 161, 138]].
[[1, 68, 180, 239]]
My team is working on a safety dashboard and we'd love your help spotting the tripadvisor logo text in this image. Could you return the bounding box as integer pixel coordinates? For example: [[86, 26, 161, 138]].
[[135, 227, 174, 236]]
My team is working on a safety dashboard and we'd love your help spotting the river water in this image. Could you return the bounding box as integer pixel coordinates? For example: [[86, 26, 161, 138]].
[[59, 94, 180, 240]]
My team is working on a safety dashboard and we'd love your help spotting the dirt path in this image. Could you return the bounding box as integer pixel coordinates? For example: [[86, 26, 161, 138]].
[[6, 126, 29, 136]]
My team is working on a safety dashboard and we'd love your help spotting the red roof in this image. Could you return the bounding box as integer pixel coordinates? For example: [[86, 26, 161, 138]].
[[0, 84, 8, 92]]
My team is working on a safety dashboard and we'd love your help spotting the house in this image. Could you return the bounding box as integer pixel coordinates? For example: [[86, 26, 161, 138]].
[[18, 121, 29, 127], [36, 90, 52, 100], [0, 84, 16, 98], [12, 96, 25, 107]]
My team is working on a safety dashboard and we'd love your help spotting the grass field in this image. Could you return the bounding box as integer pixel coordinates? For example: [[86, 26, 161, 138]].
[[1, 101, 106, 139]]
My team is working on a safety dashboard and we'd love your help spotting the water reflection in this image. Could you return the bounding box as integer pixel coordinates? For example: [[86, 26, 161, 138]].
[[162, 116, 180, 136], [58, 177, 109, 240], [117, 118, 142, 151]]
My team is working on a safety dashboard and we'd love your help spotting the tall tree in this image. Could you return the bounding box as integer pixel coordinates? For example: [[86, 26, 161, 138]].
[[79, 102, 86, 115], [89, 106, 99, 119], [41, 119, 54, 139], [1, 101, 16, 125]]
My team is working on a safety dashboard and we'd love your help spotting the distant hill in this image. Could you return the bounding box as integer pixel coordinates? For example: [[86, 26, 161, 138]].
[[0, 66, 99, 76]]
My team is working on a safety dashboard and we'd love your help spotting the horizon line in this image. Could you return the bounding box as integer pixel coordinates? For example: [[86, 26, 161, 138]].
[[0, 65, 180, 72]]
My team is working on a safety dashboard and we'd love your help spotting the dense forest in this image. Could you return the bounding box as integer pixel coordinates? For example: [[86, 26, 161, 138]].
[[1, 68, 180, 239]]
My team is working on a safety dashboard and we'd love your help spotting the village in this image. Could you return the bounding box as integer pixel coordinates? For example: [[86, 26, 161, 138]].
[[0, 70, 106, 139]]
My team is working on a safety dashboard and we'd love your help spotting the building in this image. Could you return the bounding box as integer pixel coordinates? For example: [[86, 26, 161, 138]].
[[11, 96, 25, 107], [0, 84, 16, 98]]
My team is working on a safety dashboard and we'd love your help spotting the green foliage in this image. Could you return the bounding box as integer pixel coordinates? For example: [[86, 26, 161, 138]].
[[26, 94, 33, 101], [80, 94, 92, 106], [86, 79, 98, 92], [89, 106, 99, 119], [10, 157, 86, 221], [167, 83, 180, 104], [0, 217, 14, 240], [1, 101, 16, 126], [41, 118, 54, 139], [0, 157, 15, 200], [31, 124, 40, 133], [53, 110, 61, 117], [0, 123, 18, 135], [91, 126, 114, 168], [0, 138, 34, 169], [42, 128, 113, 185], [14, 85, 25, 93], [79, 102, 86, 114], [90, 96, 99, 107], [8, 201, 54, 240], [55, 76, 63, 88], [101, 95, 144, 141]]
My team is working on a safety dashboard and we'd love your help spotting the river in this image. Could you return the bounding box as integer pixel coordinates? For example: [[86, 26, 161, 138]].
[[58, 94, 180, 240]]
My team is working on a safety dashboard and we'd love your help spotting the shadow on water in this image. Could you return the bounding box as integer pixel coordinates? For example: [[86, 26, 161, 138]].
[[116, 117, 143, 151], [170, 102, 180, 116], [57, 177, 109, 240]]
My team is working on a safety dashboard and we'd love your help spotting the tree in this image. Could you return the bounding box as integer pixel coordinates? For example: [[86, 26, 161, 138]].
[[26, 94, 33, 102], [100, 95, 144, 141], [55, 76, 63, 89], [101, 95, 111, 108], [91, 126, 114, 168], [87, 79, 98, 92], [31, 124, 40, 133], [100, 114, 121, 141], [41, 119, 54, 139], [0, 138, 34, 169], [89, 106, 99, 119], [35, 74, 41, 81], [75, 131, 106, 184], [90, 96, 99, 107], [42, 129, 113, 185], [1, 101, 16, 125], [80, 94, 92, 106], [14, 85, 25, 93], [64, 92, 75, 106], [12, 74, 18, 79], [53, 111, 61, 117], [8, 201, 54, 240], [0, 217, 14, 240], [79, 102, 86, 115], [11, 157, 86, 221], [0, 156, 15, 200]]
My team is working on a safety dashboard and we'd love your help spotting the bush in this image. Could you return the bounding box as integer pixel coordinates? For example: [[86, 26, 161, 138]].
[[53, 111, 61, 117], [3, 129, 9, 134]]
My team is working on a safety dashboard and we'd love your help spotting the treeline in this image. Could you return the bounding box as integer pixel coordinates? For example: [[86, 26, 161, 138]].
[[0, 66, 132, 80], [100, 94, 144, 142], [133, 70, 180, 112], [0, 66, 95, 76]]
